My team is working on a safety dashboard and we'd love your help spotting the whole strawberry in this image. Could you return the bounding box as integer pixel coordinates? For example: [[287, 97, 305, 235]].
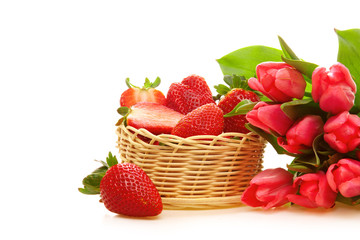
[[215, 75, 260, 133], [171, 103, 224, 138], [120, 77, 166, 108], [79, 152, 163, 217], [166, 75, 215, 114]]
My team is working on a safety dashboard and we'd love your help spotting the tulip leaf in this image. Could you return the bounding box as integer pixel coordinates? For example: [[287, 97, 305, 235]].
[[336, 28, 360, 109], [217, 45, 283, 79], [336, 193, 360, 206], [280, 99, 325, 121], [286, 162, 315, 173], [278, 36, 300, 60]]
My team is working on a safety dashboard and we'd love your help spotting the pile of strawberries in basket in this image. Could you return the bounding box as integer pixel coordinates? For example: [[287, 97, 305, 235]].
[[116, 74, 260, 138], [79, 74, 261, 217]]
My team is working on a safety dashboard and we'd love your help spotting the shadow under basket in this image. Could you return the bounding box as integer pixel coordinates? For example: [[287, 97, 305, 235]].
[[116, 124, 266, 210]]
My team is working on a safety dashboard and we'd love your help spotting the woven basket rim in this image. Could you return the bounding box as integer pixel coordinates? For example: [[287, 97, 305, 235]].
[[117, 124, 263, 146]]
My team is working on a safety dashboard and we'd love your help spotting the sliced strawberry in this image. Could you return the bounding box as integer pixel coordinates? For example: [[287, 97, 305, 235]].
[[117, 102, 184, 135], [120, 77, 166, 108], [171, 103, 224, 138], [215, 75, 260, 133], [166, 74, 215, 114]]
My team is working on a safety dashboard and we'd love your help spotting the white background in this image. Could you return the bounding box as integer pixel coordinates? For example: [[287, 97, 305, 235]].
[[1, 0, 360, 239]]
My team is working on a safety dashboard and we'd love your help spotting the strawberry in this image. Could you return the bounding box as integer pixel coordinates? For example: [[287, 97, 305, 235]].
[[166, 74, 215, 114], [120, 77, 166, 108], [171, 103, 224, 138], [215, 75, 260, 133], [79, 152, 163, 217], [116, 102, 184, 135]]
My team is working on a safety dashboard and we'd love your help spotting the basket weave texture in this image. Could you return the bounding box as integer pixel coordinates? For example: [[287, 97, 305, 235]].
[[116, 124, 266, 210]]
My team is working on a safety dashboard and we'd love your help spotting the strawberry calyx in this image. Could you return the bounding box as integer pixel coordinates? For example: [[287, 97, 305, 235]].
[[214, 74, 262, 101], [115, 106, 131, 126], [126, 77, 161, 90], [78, 152, 119, 195]]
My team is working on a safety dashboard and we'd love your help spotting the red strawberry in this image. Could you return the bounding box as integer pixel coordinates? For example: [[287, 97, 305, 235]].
[[171, 103, 224, 138], [166, 74, 215, 114], [100, 163, 162, 217], [79, 152, 163, 217], [116, 102, 184, 135], [120, 77, 166, 108], [215, 75, 260, 133]]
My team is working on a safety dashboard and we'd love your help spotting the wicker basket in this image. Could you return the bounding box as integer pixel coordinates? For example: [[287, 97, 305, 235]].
[[116, 124, 266, 210]]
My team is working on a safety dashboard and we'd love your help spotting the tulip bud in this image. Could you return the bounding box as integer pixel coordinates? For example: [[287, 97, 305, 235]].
[[241, 168, 296, 209], [326, 158, 360, 198], [277, 115, 324, 154], [312, 62, 356, 115], [324, 111, 360, 153], [287, 171, 337, 208], [246, 102, 294, 136], [248, 62, 306, 102]]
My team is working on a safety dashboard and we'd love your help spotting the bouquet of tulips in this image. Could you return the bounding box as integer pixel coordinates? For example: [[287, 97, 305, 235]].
[[217, 28, 360, 209]]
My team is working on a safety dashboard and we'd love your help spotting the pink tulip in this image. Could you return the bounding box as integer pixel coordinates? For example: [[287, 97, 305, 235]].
[[277, 115, 324, 154], [287, 171, 337, 208], [248, 62, 306, 102], [312, 62, 356, 115], [326, 158, 360, 198], [241, 168, 296, 209], [324, 111, 360, 153], [246, 102, 294, 136]]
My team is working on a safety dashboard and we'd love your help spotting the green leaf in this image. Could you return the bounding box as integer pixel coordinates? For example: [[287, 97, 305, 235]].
[[144, 78, 151, 88], [336, 193, 360, 206], [312, 134, 324, 167], [336, 28, 360, 108], [151, 77, 161, 88], [278, 36, 299, 60], [214, 84, 230, 95], [117, 107, 130, 116], [223, 75, 234, 87], [224, 100, 257, 117], [80, 171, 105, 195], [280, 99, 325, 121], [286, 163, 315, 173], [78, 153, 115, 195], [125, 78, 132, 88], [106, 152, 118, 167], [217, 45, 283, 79], [78, 187, 100, 195]]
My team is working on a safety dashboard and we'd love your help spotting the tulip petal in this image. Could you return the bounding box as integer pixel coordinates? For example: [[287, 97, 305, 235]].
[[250, 168, 293, 186], [275, 68, 306, 99], [324, 132, 349, 153], [326, 163, 339, 193], [338, 177, 360, 197], [287, 194, 318, 208], [316, 172, 337, 208], [338, 158, 360, 175], [277, 137, 305, 154], [319, 86, 354, 114], [264, 185, 296, 209], [324, 112, 349, 132], [311, 67, 327, 102], [258, 104, 293, 136], [241, 184, 264, 207], [329, 62, 357, 92]]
